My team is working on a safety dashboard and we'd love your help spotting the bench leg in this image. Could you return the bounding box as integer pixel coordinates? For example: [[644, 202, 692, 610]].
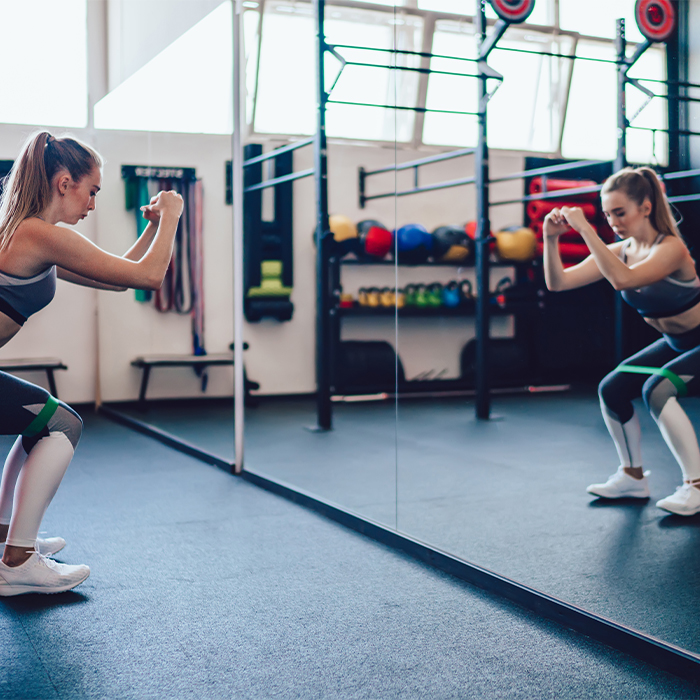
[[46, 370, 58, 399], [138, 367, 151, 411]]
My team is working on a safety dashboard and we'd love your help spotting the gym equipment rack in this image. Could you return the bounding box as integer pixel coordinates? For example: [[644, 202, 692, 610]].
[[232, 0, 700, 430]]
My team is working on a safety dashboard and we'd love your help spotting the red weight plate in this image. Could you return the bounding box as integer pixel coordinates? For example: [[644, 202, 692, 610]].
[[635, 0, 676, 42], [488, 0, 535, 23]]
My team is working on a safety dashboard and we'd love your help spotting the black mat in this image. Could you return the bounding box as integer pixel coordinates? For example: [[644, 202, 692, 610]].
[[243, 390, 700, 657], [0, 410, 698, 698]]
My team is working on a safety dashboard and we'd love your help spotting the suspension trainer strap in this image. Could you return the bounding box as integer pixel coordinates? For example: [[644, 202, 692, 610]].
[[618, 365, 688, 397], [22, 396, 60, 437]]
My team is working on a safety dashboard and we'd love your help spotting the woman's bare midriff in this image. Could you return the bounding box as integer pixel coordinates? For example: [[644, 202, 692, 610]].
[[645, 301, 700, 335]]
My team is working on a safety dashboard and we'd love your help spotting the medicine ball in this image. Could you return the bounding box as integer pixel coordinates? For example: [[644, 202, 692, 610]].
[[329, 214, 357, 242], [432, 225, 472, 263], [358, 219, 393, 259], [395, 224, 432, 264], [465, 220, 495, 254], [494, 227, 537, 262], [319, 214, 359, 257]]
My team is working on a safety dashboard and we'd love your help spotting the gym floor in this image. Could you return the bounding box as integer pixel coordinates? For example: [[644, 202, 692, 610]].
[[1, 408, 699, 699], [113, 388, 700, 658]]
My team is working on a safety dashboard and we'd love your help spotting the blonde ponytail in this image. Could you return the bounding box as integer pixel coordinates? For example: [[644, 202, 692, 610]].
[[601, 166, 680, 239], [0, 131, 103, 252]]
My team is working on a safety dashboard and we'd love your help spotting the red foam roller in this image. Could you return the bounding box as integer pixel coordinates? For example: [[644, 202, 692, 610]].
[[536, 241, 590, 264], [529, 177, 598, 198], [527, 200, 597, 222]]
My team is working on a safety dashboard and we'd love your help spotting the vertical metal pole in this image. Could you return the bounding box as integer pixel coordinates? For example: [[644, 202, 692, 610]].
[[614, 19, 627, 174], [475, 0, 491, 420], [613, 18, 627, 365], [232, 0, 245, 472], [667, 0, 689, 173], [314, 0, 332, 430]]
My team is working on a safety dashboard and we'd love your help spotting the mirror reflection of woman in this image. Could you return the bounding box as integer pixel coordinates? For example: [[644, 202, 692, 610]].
[[544, 167, 700, 516], [0, 132, 183, 595]]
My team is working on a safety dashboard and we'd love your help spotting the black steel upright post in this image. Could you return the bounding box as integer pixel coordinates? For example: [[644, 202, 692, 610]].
[[614, 20, 627, 174], [613, 18, 627, 364], [667, 0, 689, 173], [475, 0, 491, 420], [314, 0, 332, 430]]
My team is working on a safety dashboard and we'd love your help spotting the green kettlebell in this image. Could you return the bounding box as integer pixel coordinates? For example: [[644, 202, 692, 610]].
[[426, 282, 443, 308], [414, 284, 429, 308], [404, 284, 417, 307]]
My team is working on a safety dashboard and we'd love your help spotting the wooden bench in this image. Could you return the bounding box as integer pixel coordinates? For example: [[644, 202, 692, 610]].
[[131, 346, 256, 409], [0, 358, 67, 398]]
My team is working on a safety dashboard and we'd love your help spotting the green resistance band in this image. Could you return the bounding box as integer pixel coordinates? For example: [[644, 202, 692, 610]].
[[618, 365, 688, 398], [22, 396, 59, 438]]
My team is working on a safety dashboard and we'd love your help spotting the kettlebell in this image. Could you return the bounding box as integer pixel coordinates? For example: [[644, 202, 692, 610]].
[[380, 287, 394, 307], [414, 284, 428, 308], [366, 287, 381, 307], [426, 283, 443, 308], [442, 280, 462, 308], [404, 284, 417, 307], [358, 287, 369, 306], [460, 280, 473, 300], [395, 288, 406, 308]]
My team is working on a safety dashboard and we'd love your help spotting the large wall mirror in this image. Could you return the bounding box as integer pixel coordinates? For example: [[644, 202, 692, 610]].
[[237, 0, 700, 670], [96, 0, 236, 465]]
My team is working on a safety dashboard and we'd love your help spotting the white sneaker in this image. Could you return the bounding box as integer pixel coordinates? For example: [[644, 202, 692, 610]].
[[656, 483, 700, 516], [587, 467, 651, 499], [0, 552, 89, 596], [0, 537, 66, 557]]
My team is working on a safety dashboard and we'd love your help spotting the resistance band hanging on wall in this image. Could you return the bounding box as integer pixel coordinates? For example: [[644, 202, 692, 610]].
[[122, 165, 207, 362]]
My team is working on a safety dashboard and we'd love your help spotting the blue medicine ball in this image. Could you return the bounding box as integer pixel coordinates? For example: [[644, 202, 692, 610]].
[[395, 224, 432, 264]]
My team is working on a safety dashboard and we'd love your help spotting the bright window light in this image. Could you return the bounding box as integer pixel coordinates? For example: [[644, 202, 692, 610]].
[[561, 42, 666, 164], [255, 3, 421, 141], [559, 0, 644, 43], [95, 3, 259, 134], [626, 47, 668, 165], [424, 22, 570, 152], [0, 0, 87, 127], [416, 0, 550, 23], [489, 29, 574, 152], [561, 42, 617, 160], [423, 23, 479, 148]]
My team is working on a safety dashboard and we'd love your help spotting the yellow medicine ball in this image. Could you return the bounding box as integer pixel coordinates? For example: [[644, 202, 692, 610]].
[[329, 214, 357, 242], [495, 227, 537, 262]]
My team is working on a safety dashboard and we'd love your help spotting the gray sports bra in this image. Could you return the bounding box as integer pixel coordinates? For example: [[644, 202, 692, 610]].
[[0, 266, 57, 326], [619, 237, 700, 318]]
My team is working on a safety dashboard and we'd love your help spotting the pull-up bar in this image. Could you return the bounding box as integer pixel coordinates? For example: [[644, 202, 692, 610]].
[[490, 160, 609, 185], [329, 43, 479, 65], [243, 168, 315, 195], [243, 138, 313, 168], [359, 147, 477, 208]]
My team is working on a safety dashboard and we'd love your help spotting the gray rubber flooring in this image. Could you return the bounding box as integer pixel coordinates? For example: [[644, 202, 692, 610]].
[[115, 391, 700, 658], [1, 409, 699, 698], [246, 393, 700, 656]]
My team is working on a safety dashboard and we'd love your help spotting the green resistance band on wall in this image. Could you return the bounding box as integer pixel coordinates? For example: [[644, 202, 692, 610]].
[[22, 396, 60, 438], [618, 365, 688, 398]]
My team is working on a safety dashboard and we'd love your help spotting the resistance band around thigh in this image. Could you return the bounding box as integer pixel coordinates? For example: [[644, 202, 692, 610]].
[[618, 365, 688, 397], [21, 396, 60, 438]]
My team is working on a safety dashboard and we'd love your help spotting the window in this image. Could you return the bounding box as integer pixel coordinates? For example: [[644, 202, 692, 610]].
[[0, 0, 87, 127], [559, 0, 644, 43], [254, 2, 422, 141], [423, 22, 574, 153], [95, 2, 259, 134]]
